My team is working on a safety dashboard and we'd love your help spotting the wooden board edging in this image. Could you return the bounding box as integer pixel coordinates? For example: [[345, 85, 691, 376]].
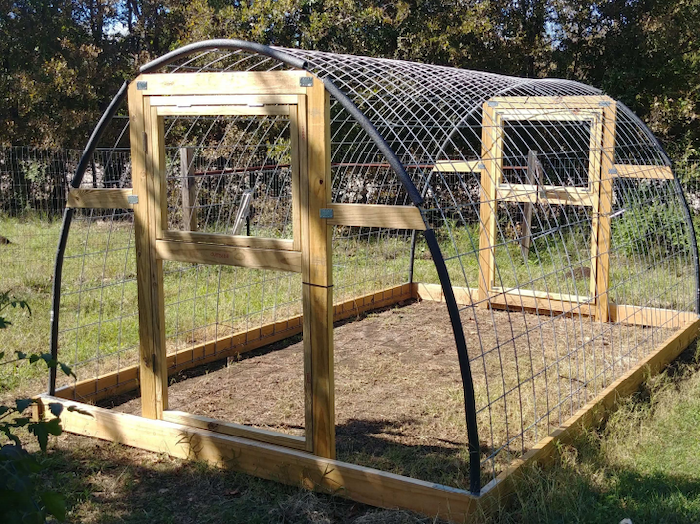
[[55, 283, 413, 404], [162, 410, 306, 450], [36, 394, 481, 522], [43, 289, 699, 522], [413, 283, 698, 328], [155, 239, 302, 273], [38, 319, 699, 522], [482, 316, 700, 498]]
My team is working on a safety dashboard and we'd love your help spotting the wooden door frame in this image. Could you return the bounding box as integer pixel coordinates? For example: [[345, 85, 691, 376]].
[[478, 96, 617, 322], [128, 71, 335, 458]]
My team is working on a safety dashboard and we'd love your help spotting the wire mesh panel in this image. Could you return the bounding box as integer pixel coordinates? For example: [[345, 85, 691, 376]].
[[50, 43, 698, 495], [164, 116, 295, 238]]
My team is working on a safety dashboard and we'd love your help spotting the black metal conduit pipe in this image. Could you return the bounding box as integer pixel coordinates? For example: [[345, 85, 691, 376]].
[[49, 81, 130, 395], [618, 102, 700, 314], [49, 39, 482, 494]]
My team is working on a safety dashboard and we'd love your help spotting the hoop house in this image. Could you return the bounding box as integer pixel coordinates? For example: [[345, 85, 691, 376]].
[[42, 40, 700, 521]]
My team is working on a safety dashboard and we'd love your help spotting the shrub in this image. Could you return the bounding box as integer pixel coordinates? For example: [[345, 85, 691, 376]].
[[0, 291, 73, 523]]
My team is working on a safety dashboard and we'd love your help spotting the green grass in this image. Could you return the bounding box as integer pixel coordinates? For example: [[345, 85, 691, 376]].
[[499, 344, 700, 523]]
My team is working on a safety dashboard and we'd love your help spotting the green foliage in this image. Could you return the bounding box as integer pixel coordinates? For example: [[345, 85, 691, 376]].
[[0, 0, 698, 160], [0, 292, 73, 523], [613, 202, 690, 257]]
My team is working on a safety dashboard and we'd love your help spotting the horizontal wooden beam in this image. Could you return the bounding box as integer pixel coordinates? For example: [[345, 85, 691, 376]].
[[498, 109, 602, 122], [413, 283, 477, 306], [55, 284, 414, 404], [160, 231, 296, 251], [67, 189, 133, 209], [155, 239, 302, 273], [484, 317, 700, 498], [492, 287, 591, 305], [133, 71, 310, 96], [432, 160, 482, 173], [414, 283, 593, 316], [613, 164, 674, 180], [149, 94, 300, 107], [496, 184, 594, 207], [326, 204, 425, 230], [491, 290, 594, 317], [610, 304, 697, 329], [162, 410, 306, 450], [414, 283, 697, 328], [156, 105, 290, 117], [489, 95, 614, 110], [37, 394, 481, 522]]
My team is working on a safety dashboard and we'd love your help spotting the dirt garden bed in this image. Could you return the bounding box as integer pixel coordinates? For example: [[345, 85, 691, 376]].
[[106, 298, 673, 489]]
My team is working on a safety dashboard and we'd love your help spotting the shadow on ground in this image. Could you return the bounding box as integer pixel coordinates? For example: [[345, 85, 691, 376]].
[[34, 414, 700, 524]]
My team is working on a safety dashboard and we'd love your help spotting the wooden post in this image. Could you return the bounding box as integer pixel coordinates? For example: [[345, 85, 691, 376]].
[[128, 80, 169, 419], [520, 150, 541, 259], [179, 147, 197, 231], [591, 102, 616, 322], [478, 102, 500, 303], [301, 80, 335, 459]]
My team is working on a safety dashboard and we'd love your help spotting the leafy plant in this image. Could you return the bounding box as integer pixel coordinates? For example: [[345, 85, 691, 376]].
[[0, 291, 74, 523]]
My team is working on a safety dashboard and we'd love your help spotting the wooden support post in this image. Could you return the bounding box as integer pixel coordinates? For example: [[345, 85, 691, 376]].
[[179, 146, 197, 231], [519, 150, 541, 259], [478, 102, 499, 303], [129, 81, 168, 419], [591, 103, 616, 322], [301, 80, 335, 458]]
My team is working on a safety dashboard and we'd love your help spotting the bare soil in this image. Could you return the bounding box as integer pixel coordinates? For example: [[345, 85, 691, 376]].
[[109, 298, 674, 489]]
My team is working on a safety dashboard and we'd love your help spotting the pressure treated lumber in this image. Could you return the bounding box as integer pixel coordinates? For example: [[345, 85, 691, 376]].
[[591, 102, 616, 322], [609, 304, 697, 329], [36, 394, 482, 522], [54, 283, 413, 404], [159, 231, 295, 251], [488, 95, 615, 109], [129, 83, 168, 420], [132, 71, 310, 96], [38, 316, 700, 524], [326, 203, 426, 230], [432, 160, 483, 173], [290, 96, 306, 251], [478, 101, 499, 303], [149, 94, 301, 106], [155, 239, 302, 273], [414, 283, 696, 328], [613, 164, 674, 180], [301, 80, 335, 459], [155, 105, 290, 116], [67, 189, 133, 209], [162, 410, 306, 450], [496, 185, 594, 207]]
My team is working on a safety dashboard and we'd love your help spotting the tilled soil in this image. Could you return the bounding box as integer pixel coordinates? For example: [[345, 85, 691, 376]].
[[111, 298, 673, 487]]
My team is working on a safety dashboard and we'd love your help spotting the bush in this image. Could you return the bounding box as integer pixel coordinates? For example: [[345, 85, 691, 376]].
[[0, 291, 73, 523]]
